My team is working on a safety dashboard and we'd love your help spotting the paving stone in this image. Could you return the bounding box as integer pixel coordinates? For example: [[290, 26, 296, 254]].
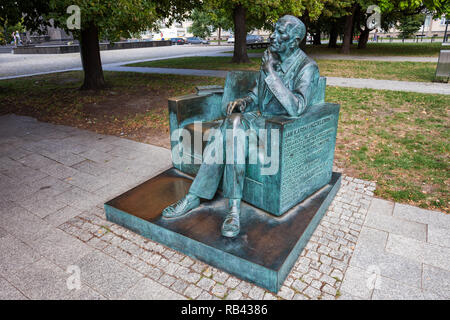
[[2, 165, 47, 186], [368, 198, 394, 216], [8, 258, 77, 300], [0, 234, 42, 278], [226, 289, 243, 300], [197, 291, 214, 300], [184, 284, 203, 299], [320, 254, 332, 265], [171, 279, 189, 294], [224, 277, 241, 289], [336, 291, 358, 300], [428, 210, 450, 229], [74, 250, 143, 299], [340, 266, 374, 299], [179, 271, 201, 284], [365, 208, 426, 241], [65, 285, 107, 300], [40, 163, 79, 180], [71, 160, 116, 178], [39, 149, 86, 167], [245, 285, 264, 300], [422, 264, 450, 299], [0, 276, 27, 299], [18, 153, 59, 170], [212, 271, 229, 284], [322, 284, 337, 296], [292, 293, 309, 300], [78, 149, 116, 164], [86, 237, 109, 250], [393, 203, 450, 229], [0, 206, 54, 243], [350, 232, 422, 288], [303, 286, 321, 299], [292, 279, 307, 292], [20, 196, 67, 219], [1, 177, 44, 201], [122, 277, 185, 300], [386, 234, 450, 271], [277, 286, 294, 300], [158, 274, 177, 287], [145, 266, 163, 281], [27, 228, 93, 268], [197, 277, 215, 291], [330, 269, 344, 281], [64, 171, 109, 193], [26, 175, 72, 198], [55, 187, 101, 211], [352, 226, 388, 253], [320, 274, 337, 287], [0, 226, 8, 238], [427, 224, 450, 247], [178, 256, 194, 268], [212, 284, 227, 298], [372, 275, 443, 300]]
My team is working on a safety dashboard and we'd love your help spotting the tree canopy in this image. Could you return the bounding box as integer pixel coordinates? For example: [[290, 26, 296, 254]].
[[1, 0, 199, 89]]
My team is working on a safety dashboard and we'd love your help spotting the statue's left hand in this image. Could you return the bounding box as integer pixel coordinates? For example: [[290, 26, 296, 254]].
[[226, 98, 247, 115]]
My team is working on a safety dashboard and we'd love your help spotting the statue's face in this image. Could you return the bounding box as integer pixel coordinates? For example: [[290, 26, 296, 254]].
[[269, 20, 296, 55]]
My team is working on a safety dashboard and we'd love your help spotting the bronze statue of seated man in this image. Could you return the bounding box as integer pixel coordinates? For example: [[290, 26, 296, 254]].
[[162, 15, 320, 238]]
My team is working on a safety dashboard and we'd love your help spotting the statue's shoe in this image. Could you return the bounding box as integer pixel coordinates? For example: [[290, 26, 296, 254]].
[[221, 209, 240, 238], [162, 196, 200, 218]]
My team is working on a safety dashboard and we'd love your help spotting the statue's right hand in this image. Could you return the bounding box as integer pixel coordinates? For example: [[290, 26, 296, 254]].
[[226, 98, 246, 115]]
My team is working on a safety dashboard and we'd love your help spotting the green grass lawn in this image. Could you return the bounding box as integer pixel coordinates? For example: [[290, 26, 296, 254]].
[[327, 87, 449, 212], [0, 71, 448, 212], [127, 56, 437, 82], [245, 42, 443, 56]]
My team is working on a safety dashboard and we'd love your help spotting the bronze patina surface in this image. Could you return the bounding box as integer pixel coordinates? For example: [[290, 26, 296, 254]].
[[105, 167, 341, 291]]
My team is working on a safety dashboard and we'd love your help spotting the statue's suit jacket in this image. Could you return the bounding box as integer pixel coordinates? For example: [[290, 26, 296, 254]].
[[242, 49, 320, 131]]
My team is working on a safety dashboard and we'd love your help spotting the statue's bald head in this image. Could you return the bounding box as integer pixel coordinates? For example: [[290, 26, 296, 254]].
[[278, 15, 306, 47]]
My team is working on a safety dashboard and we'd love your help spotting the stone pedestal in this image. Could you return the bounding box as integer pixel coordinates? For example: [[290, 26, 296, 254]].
[[104, 168, 341, 293]]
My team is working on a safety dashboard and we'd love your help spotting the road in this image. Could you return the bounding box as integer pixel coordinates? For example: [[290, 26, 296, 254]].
[[0, 44, 233, 78]]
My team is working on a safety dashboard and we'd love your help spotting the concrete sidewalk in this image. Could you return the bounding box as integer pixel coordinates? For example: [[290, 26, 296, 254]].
[[103, 65, 450, 95], [0, 114, 448, 300], [211, 52, 439, 63], [0, 45, 231, 79]]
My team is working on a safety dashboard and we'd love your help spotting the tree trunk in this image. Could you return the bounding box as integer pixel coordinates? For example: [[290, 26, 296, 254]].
[[341, 5, 357, 54], [231, 4, 249, 63], [357, 28, 370, 49], [313, 31, 321, 45], [300, 10, 310, 49], [218, 27, 221, 46], [328, 23, 338, 48], [79, 23, 105, 90]]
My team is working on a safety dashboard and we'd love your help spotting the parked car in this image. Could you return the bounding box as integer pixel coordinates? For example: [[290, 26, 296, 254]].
[[246, 34, 263, 43], [170, 37, 185, 45], [186, 37, 210, 44], [227, 35, 263, 44]]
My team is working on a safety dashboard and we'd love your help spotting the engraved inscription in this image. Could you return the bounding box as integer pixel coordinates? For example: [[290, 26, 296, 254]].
[[280, 116, 335, 210]]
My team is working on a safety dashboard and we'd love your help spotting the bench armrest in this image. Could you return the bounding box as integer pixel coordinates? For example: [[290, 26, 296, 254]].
[[168, 89, 224, 131]]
